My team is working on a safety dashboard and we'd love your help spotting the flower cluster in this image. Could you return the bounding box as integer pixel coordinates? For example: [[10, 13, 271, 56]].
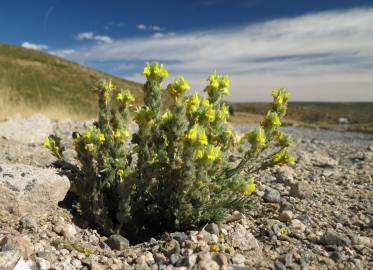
[[204, 72, 230, 99], [142, 62, 169, 81], [116, 89, 135, 109], [167, 76, 190, 98]]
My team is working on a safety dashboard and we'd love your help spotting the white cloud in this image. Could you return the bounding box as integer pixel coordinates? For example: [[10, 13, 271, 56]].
[[150, 25, 164, 31], [136, 24, 147, 30], [76, 32, 113, 43], [70, 8, 373, 101], [76, 32, 94, 40], [152, 32, 165, 39], [21, 42, 48, 50], [50, 49, 76, 57], [94, 35, 113, 43], [137, 24, 165, 32]]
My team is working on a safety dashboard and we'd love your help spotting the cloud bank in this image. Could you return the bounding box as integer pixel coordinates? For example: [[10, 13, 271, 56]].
[[62, 8, 373, 101]]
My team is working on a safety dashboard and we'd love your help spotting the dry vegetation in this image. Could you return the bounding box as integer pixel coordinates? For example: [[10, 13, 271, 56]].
[[0, 43, 143, 120]]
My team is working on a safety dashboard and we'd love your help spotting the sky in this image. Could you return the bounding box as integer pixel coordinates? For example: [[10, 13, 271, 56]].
[[1, 0, 373, 102]]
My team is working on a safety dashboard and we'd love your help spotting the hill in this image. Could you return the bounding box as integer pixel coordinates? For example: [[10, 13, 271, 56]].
[[0, 43, 144, 119]]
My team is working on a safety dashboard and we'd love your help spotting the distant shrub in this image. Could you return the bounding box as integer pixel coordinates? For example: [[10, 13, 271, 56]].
[[45, 63, 294, 242]]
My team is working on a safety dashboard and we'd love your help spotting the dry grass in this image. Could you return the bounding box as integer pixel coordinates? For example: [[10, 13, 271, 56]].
[[0, 86, 94, 121]]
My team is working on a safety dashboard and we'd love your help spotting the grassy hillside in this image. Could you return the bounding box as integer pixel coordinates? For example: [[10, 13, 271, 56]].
[[0, 43, 144, 119], [232, 102, 373, 133]]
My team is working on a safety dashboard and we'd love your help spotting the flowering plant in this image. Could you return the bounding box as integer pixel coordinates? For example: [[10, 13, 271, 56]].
[[45, 62, 294, 242]]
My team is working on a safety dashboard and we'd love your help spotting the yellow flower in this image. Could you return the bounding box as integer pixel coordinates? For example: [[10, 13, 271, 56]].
[[43, 137, 50, 148], [84, 129, 93, 141], [198, 130, 208, 145], [201, 97, 210, 108], [279, 227, 288, 236], [84, 143, 95, 152], [161, 110, 173, 121], [221, 75, 230, 88], [205, 106, 215, 122], [208, 72, 219, 89], [186, 125, 198, 141], [167, 76, 190, 98], [185, 93, 200, 115], [254, 127, 266, 147], [222, 87, 230, 96], [117, 169, 125, 177], [177, 76, 190, 91], [210, 245, 220, 252], [83, 247, 90, 257], [123, 129, 130, 138], [189, 93, 200, 106], [195, 149, 204, 159], [263, 111, 281, 127], [272, 113, 281, 126], [241, 177, 256, 196], [142, 64, 151, 76], [154, 63, 169, 78], [114, 130, 121, 139], [206, 145, 221, 161], [97, 132, 105, 144], [220, 104, 229, 116], [286, 153, 296, 165], [141, 62, 168, 79]]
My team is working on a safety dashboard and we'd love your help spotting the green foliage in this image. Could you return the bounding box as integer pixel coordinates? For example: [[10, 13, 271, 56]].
[[45, 62, 295, 242]]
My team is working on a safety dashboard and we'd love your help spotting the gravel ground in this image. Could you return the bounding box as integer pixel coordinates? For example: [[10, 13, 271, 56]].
[[0, 115, 372, 270]]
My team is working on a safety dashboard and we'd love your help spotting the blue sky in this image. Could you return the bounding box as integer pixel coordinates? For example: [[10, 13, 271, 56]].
[[1, 0, 373, 101]]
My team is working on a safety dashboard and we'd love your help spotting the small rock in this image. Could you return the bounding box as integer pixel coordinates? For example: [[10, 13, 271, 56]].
[[230, 223, 261, 253], [91, 261, 105, 270], [144, 251, 155, 265], [263, 188, 281, 203], [231, 254, 245, 265], [61, 224, 77, 240], [155, 253, 167, 264], [289, 181, 313, 199], [0, 163, 70, 218], [13, 258, 31, 270], [197, 253, 219, 270], [290, 219, 306, 234], [89, 234, 100, 246], [170, 253, 180, 265], [352, 236, 372, 247], [164, 239, 181, 256], [185, 254, 197, 268], [0, 235, 34, 258], [19, 214, 38, 231], [71, 258, 82, 267], [171, 232, 188, 243], [320, 230, 351, 246], [274, 260, 286, 270], [205, 223, 219, 235], [36, 257, 51, 270], [0, 250, 20, 269], [278, 210, 294, 222], [276, 166, 294, 183], [107, 235, 130, 251]]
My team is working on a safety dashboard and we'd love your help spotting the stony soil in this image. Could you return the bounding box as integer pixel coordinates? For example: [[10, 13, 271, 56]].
[[0, 115, 372, 270]]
